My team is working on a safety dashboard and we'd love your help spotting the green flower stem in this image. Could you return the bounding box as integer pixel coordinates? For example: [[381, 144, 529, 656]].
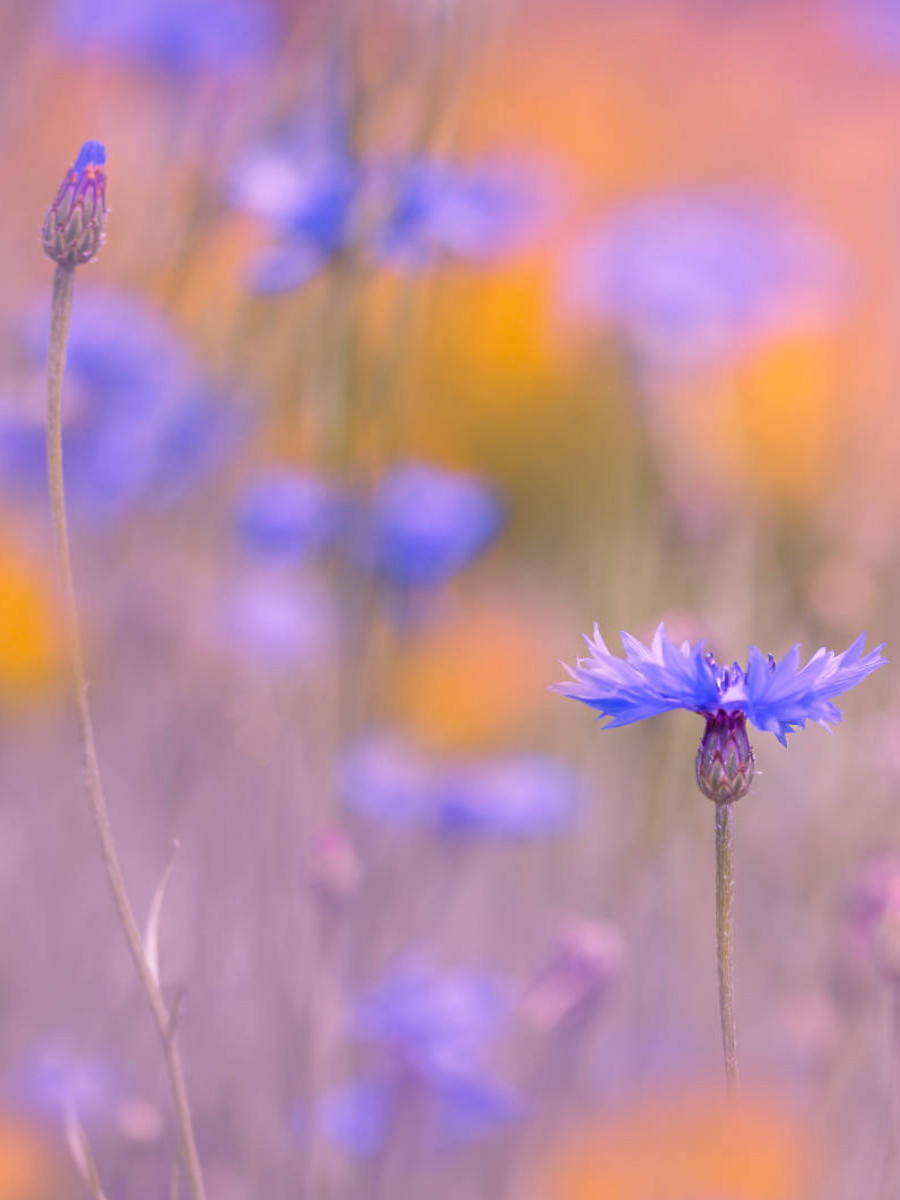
[[715, 801, 738, 1095], [46, 264, 206, 1200]]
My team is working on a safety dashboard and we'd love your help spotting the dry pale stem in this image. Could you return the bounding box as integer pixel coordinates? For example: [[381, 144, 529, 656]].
[[46, 264, 206, 1200]]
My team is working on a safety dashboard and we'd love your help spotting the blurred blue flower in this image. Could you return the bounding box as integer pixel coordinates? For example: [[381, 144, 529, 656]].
[[433, 1074, 522, 1143], [829, 0, 900, 57], [564, 191, 845, 364], [340, 733, 438, 827], [16, 1048, 119, 1123], [56, 0, 274, 74], [229, 99, 360, 292], [365, 463, 503, 589], [317, 1078, 395, 1159], [0, 289, 237, 519], [437, 755, 576, 838], [341, 734, 576, 839], [377, 158, 541, 270], [235, 138, 543, 291], [553, 622, 885, 745], [222, 575, 334, 667], [355, 959, 507, 1082], [351, 959, 518, 1144], [242, 156, 359, 293], [235, 471, 347, 563]]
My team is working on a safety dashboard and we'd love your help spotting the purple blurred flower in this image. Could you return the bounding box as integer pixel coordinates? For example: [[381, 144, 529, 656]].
[[0, 289, 237, 519], [16, 1048, 119, 1124], [437, 755, 576, 838], [340, 733, 438, 827], [349, 959, 518, 1143], [377, 158, 542, 270], [553, 622, 885, 745], [341, 733, 577, 839], [365, 463, 503, 589], [56, 0, 274, 73], [317, 1078, 395, 1159], [355, 959, 506, 1083], [235, 471, 347, 563], [235, 138, 543, 291], [563, 191, 845, 364], [222, 575, 334, 667]]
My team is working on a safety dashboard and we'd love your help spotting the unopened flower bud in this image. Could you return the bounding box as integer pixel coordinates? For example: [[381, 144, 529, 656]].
[[309, 826, 362, 905], [874, 884, 900, 982], [695, 710, 755, 804], [524, 918, 624, 1031], [41, 141, 107, 268]]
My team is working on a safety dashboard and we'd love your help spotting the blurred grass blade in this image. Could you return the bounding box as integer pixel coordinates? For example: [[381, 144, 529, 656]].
[[64, 1103, 109, 1200], [145, 840, 180, 987]]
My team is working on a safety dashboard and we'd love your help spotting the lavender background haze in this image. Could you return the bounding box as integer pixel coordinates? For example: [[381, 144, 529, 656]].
[[0, 1, 898, 1197]]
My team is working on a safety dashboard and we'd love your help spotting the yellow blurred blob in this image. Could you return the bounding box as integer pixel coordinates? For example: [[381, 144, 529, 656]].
[[545, 1087, 810, 1200], [730, 332, 841, 506], [668, 332, 842, 510], [391, 608, 547, 753], [0, 539, 62, 701], [422, 257, 563, 400], [0, 1116, 65, 1200]]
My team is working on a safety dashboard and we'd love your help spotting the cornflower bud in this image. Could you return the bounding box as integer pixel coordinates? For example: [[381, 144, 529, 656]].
[[41, 141, 107, 269], [695, 710, 756, 804]]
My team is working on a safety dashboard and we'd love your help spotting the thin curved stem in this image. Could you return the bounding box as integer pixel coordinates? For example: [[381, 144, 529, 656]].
[[46, 265, 206, 1200], [715, 801, 738, 1095]]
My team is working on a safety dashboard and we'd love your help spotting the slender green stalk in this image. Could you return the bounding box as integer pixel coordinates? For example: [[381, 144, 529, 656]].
[[715, 801, 738, 1094], [46, 264, 206, 1200]]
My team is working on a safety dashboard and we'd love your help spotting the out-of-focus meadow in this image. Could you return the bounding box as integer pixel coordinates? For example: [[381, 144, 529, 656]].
[[4, 0, 900, 1196]]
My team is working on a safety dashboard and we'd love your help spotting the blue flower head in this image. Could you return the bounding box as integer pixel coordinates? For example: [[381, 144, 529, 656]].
[[563, 191, 845, 365], [235, 470, 347, 563], [340, 732, 576, 839], [436, 755, 576, 839], [57, 0, 274, 74], [42, 140, 107, 268], [366, 463, 503, 589], [553, 623, 885, 801], [0, 289, 236, 519], [377, 158, 540, 270], [16, 1047, 120, 1124]]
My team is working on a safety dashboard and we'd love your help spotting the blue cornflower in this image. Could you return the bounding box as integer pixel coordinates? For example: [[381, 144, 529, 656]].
[[355, 959, 506, 1083], [0, 289, 236, 519], [340, 733, 576, 839], [340, 733, 438, 828], [16, 1047, 120, 1124], [242, 155, 359, 293], [563, 191, 845, 365], [235, 470, 347, 563], [365, 463, 503, 589], [436, 755, 576, 838], [222, 574, 334, 668], [377, 158, 540, 270], [339, 958, 518, 1146], [553, 623, 885, 803], [229, 99, 360, 293], [56, 0, 274, 74], [316, 1078, 396, 1159]]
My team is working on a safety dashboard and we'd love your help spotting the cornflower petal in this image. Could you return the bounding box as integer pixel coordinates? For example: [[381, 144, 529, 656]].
[[742, 636, 885, 744]]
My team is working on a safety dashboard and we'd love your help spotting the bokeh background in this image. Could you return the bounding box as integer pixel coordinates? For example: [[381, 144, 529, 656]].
[[2, 0, 900, 1196]]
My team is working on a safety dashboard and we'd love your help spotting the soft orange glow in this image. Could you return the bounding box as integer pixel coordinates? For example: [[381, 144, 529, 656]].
[[392, 607, 547, 752], [545, 1087, 811, 1200]]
